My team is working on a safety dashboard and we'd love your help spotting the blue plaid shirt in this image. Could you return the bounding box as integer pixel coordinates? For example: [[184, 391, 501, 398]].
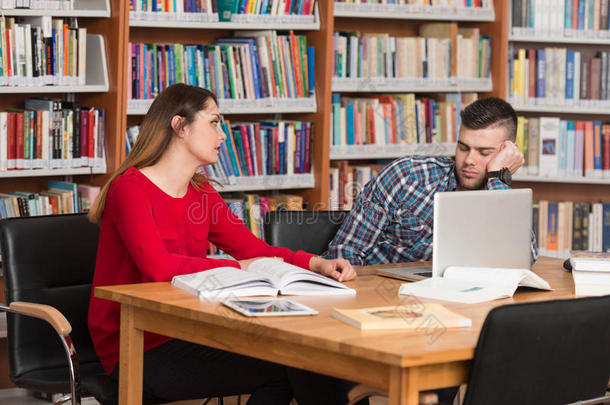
[[323, 156, 539, 265]]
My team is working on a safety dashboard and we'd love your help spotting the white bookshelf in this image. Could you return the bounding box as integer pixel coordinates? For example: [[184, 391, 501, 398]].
[[0, 34, 109, 93], [330, 143, 455, 160], [509, 33, 610, 45], [0, 0, 110, 17], [511, 101, 610, 115], [129, 7, 320, 30], [212, 173, 315, 192], [333, 3, 495, 21], [127, 96, 317, 115], [512, 174, 610, 185], [0, 167, 107, 178], [331, 77, 492, 93]]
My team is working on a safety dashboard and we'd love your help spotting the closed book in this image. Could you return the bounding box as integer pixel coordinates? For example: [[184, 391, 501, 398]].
[[593, 121, 603, 178], [575, 121, 585, 176], [332, 303, 471, 330], [570, 250, 610, 271], [539, 117, 560, 177], [603, 124, 610, 178], [584, 121, 595, 177]]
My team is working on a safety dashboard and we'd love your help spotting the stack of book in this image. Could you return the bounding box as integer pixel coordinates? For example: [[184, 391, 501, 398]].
[[199, 120, 313, 182], [569, 250, 610, 296], [329, 162, 383, 211], [333, 25, 491, 80], [128, 31, 315, 102], [534, 200, 610, 258], [511, 0, 610, 37], [0, 16, 87, 87], [509, 48, 610, 108], [0, 180, 100, 218], [514, 116, 610, 179], [331, 93, 477, 147], [0, 99, 106, 171]]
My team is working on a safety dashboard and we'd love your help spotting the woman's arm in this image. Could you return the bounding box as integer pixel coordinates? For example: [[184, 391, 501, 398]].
[[106, 179, 241, 281]]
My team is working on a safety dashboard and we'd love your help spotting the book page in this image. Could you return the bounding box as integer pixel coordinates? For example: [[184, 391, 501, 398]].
[[246, 258, 310, 287], [247, 258, 355, 295], [444, 267, 551, 291], [172, 267, 272, 294], [398, 278, 516, 304]]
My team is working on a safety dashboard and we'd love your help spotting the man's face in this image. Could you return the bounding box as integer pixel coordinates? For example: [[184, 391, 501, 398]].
[[454, 125, 508, 190]]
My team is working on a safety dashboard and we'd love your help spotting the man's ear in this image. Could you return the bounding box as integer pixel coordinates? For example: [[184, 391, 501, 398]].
[[170, 115, 186, 137]]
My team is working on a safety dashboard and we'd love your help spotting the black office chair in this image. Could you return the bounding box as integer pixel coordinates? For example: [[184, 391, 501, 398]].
[[0, 214, 168, 405], [263, 210, 350, 255], [348, 296, 610, 405]]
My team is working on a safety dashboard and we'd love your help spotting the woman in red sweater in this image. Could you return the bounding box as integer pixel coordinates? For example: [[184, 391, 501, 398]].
[[87, 83, 358, 404]]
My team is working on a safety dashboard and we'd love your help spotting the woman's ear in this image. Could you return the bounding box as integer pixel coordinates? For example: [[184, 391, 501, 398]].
[[170, 115, 186, 137]]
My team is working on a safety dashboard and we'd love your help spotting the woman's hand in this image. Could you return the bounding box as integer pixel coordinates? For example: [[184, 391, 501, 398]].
[[308, 256, 357, 282]]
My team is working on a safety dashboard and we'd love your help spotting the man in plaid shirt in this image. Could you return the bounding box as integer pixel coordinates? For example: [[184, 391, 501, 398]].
[[323, 97, 538, 265]]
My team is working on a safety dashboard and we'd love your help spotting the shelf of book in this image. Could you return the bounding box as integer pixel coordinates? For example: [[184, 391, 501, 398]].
[[0, 34, 109, 93], [511, 102, 610, 115], [129, 10, 320, 30], [127, 97, 317, 115], [0, 167, 107, 178], [331, 78, 492, 93], [513, 174, 610, 185], [329, 143, 455, 160], [509, 33, 610, 45], [0, 0, 110, 17], [212, 173, 315, 192], [333, 3, 495, 21]]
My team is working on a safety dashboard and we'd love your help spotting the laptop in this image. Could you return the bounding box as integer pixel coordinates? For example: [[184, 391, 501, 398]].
[[376, 189, 533, 282]]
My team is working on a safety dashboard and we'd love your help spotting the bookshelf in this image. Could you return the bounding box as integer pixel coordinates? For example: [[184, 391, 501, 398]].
[[0, 0, 127, 196], [308, 0, 505, 209], [505, 0, 610, 203], [125, 1, 330, 200]]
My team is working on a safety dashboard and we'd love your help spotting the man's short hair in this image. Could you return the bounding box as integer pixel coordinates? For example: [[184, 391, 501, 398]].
[[460, 97, 517, 141]]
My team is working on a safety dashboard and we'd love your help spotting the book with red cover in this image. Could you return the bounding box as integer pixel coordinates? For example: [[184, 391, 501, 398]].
[[14, 111, 24, 170], [6, 112, 16, 170]]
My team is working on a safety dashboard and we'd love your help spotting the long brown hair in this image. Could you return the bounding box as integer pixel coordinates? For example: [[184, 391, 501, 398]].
[[89, 83, 218, 224]]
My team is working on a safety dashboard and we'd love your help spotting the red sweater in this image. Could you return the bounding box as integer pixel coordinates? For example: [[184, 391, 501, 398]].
[[88, 167, 314, 374]]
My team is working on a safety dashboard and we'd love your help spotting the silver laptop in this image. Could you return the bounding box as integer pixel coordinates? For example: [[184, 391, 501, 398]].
[[376, 189, 533, 281]]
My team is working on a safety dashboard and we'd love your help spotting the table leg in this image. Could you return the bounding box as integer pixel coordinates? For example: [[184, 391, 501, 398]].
[[119, 305, 143, 405], [389, 366, 419, 405]]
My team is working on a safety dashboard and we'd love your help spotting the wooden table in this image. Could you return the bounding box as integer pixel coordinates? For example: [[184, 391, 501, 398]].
[[95, 256, 575, 405]]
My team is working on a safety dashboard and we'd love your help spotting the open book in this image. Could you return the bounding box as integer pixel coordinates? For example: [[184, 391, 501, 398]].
[[398, 267, 552, 304], [172, 258, 356, 298]]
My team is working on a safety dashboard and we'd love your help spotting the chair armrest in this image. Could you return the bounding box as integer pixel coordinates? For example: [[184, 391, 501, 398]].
[[9, 301, 72, 336]]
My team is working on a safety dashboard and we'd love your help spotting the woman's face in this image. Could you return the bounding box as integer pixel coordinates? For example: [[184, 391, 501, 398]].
[[182, 102, 226, 166]]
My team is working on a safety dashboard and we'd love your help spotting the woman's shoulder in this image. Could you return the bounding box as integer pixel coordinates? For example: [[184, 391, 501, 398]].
[[108, 167, 149, 196]]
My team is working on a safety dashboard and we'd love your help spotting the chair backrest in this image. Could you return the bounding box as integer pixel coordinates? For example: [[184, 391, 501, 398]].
[[263, 210, 350, 255], [0, 214, 101, 387], [463, 295, 610, 405]]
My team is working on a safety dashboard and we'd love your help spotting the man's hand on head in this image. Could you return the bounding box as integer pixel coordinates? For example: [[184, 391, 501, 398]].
[[486, 140, 524, 174]]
